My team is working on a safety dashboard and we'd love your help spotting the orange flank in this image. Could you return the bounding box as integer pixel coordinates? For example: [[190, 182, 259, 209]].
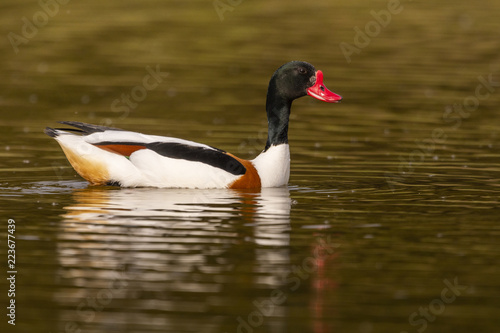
[[59, 144, 110, 185], [227, 153, 261, 189], [95, 144, 147, 156]]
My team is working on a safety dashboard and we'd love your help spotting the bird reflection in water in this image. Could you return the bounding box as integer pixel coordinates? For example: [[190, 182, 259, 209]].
[[55, 186, 338, 333]]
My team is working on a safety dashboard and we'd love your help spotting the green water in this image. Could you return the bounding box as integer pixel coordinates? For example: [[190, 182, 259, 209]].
[[1, 0, 500, 332]]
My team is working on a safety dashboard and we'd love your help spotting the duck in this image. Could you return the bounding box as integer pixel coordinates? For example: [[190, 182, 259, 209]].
[[44, 61, 342, 189]]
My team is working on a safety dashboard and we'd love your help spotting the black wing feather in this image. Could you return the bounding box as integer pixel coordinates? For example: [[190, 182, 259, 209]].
[[145, 142, 246, 176], [46, 121, 247, 176], [57, 121, 123, 134]]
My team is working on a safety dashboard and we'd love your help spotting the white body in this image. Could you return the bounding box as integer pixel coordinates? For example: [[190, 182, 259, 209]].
[[252, 144, 290, 187], [52, 129, 290, 189]]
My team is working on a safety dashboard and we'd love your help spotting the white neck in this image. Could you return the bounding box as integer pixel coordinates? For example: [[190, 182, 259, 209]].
[[252, 144, 290, 187]]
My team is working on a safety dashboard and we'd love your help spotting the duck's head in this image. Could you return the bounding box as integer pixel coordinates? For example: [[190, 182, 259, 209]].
[[270, 61, 342, 103]]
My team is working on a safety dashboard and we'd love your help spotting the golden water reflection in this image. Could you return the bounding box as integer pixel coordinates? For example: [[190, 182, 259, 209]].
[[54, 186, 338, 333]]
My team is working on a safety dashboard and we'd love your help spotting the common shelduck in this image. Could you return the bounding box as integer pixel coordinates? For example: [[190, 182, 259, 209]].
[[45, 61, 342, 189]]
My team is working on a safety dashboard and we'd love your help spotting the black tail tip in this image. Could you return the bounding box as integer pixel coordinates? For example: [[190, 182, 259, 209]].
[[44, 127, 58, 138]]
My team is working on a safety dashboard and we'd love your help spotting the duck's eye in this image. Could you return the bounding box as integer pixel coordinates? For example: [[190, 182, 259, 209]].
[[297, 67, 307, 75]]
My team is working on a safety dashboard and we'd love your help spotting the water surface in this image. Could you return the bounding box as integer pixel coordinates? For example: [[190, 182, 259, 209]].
[[1, 1, 500, 332]]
